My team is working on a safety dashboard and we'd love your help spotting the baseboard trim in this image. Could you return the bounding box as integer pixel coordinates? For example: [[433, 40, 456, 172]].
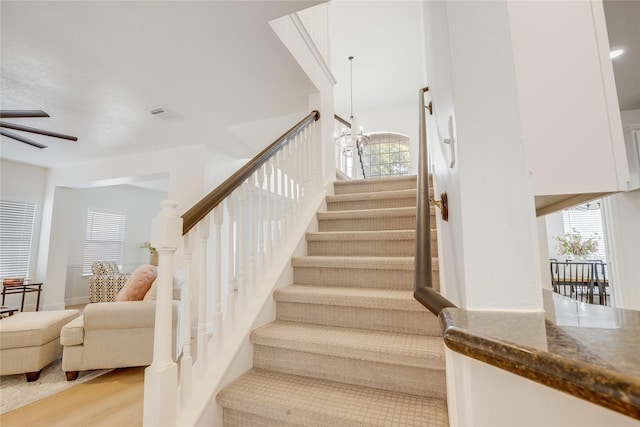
[[64, 296, 90, 307]]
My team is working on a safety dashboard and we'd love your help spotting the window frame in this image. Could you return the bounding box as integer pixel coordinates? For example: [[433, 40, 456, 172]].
[[82, 208, 127, 275], [0, 200, 37, 279], [561, 203, 607, 261]]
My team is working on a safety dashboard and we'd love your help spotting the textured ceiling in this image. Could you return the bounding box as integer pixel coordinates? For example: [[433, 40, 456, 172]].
[[1, 1, 637, 171], [0, 1, 319, 167]]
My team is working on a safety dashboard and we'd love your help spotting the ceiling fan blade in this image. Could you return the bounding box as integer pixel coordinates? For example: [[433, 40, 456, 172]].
[[0, 110, 50, 119], [0, 129, 47, 149], [0, 121, 78, 141]]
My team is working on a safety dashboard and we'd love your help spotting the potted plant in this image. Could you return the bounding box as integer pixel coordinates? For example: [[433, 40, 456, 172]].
[[140, 241, 158, 266], [555, 229, 599, 260]]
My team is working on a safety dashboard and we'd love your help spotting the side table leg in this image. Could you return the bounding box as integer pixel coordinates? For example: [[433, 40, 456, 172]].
[[36, 285, 42, 311]]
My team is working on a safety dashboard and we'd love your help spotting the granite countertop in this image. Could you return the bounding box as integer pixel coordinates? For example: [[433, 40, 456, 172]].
[[440, 289, 640, 420]]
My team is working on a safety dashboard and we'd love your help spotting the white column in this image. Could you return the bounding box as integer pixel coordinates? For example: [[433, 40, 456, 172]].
[[143, 200, 182, 427]]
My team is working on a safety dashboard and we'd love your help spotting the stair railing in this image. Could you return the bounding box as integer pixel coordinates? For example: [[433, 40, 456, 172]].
[[414, 87, 456, 315], [334, 114, 366, 179], [144, 110, 322, 426]]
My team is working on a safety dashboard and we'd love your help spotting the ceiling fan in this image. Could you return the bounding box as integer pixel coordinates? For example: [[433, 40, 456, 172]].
[[0, 110, 78, 149]]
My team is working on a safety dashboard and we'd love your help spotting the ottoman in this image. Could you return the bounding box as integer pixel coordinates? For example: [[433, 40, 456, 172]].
[[0, 309, 80, 381]]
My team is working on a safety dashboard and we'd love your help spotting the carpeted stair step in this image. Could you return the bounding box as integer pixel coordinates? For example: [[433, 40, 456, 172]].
[[306, 229, 438, 257], [292, 256, 439, 289], [292, 256, 414, 289], [274, 285, 441, 335], [334, 175, 417, 195], [217, 368, 449, 427], [251, 321, 446, 399], [317, 207, 416, 232], [326, 189, 417, 211]]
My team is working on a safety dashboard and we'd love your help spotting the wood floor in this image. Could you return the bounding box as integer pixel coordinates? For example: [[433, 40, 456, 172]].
[[0, 367, 144, 427]]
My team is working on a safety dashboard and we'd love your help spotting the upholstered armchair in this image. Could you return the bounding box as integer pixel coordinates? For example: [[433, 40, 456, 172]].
[[89, 261, 130, 303], [60, 300, 178, 379], [62, 264, 181, 379]]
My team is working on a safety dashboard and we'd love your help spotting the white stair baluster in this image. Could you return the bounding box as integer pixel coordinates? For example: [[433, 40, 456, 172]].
[[225, 195, 236, 333], [313, 121, 321, 188], [282, 145, 290, 239], [179, 230, 194, 407], [212, 205, 223, 351], [293, 134, 302, 217], [237, 183, 247, 314], [265, 160, 274, 262], [248, 175, 257, 298], [197, 216, 210, 375], [256, 165, 266, 279], [275, 151, 284, 251]]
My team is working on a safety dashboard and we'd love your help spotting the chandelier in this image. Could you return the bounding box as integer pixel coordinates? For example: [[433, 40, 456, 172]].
[[335, 56, 370, 153]]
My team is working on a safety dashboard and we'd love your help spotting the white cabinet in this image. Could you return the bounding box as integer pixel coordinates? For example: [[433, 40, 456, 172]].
[[508, 1, 630, 215]]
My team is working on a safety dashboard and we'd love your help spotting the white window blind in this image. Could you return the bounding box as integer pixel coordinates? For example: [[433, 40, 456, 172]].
[[562, 203, 607, 260], [0, 200, 36, 279], [83, 209, 126, 274]]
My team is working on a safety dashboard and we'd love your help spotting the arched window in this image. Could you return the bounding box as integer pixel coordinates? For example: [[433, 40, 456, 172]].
[[360, 132, 410, 178]]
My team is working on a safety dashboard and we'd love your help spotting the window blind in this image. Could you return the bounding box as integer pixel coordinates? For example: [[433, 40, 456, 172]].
[[83, 209, 126, 274], [562, 204, 607, 260], [0, 200, 36, 279]]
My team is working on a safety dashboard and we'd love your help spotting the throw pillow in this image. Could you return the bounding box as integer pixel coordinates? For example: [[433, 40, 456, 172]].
[[116, 264, 157, 301], [144, 268, 185, 301]]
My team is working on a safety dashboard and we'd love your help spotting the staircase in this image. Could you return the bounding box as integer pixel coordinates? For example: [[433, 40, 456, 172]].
[[217, 175, 448, 426]]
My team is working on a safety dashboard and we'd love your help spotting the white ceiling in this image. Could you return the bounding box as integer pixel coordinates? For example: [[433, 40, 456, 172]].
[[0, 1, 320, 168], [329, 0, 425, 121], [1, 0, 637, 173], [328, 0, 640, 118], [603, 0, 640, 111]]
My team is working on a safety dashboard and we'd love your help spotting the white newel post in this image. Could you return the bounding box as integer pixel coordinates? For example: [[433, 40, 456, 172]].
[[144, 200, 182, 427]]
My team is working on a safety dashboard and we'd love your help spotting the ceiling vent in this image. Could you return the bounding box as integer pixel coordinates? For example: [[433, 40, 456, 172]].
[[150, 108, 183, 122]]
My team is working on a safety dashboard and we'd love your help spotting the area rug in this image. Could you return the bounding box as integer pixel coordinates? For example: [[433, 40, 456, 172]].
[[0, 357, 112, 414]]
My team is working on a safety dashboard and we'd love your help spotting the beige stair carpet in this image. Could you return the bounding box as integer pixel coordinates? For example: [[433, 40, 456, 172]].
[[217, 175, 447, 426]]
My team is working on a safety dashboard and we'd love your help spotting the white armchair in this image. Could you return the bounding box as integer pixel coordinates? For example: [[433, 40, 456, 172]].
[[60, 300, 178, 380]]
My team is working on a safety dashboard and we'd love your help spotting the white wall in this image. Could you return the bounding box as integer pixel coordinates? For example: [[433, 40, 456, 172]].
[[0, 159, 47, 308], [64, 185, 166, 306], [35, 144, 217, 308], [602, 189, 640, 310], [270, 13, 336, 187], [423, 0, 541, 311], [446, 350, 637, 427], [620, 109, 640, 190], [508, 0, 629, 197], [545, 211, 568, 261], [419, 1, 634, 425]]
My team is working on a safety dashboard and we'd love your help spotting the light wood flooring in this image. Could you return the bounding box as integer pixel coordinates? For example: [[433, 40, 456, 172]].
[[0, 367, 144, 427]]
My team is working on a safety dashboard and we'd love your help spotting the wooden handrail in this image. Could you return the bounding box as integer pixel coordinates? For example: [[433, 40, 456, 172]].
[[334, 113, 366, 179], [414, 87, 457, 314], [182, 110, 320, 235], [334, 114, 351, 128]]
